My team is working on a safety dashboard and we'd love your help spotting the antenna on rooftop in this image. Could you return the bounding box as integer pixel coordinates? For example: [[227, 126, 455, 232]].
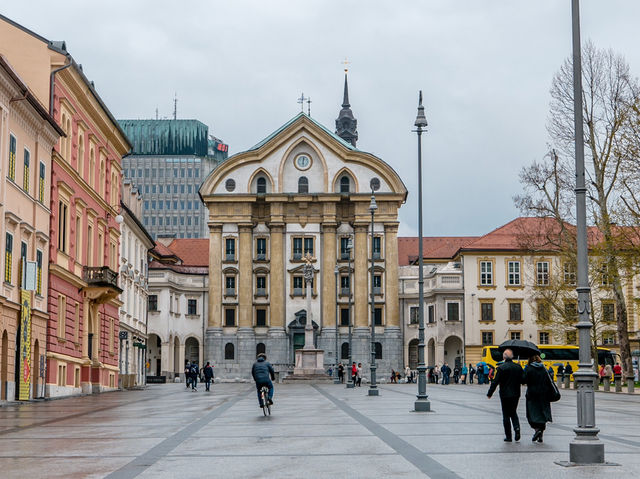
[[173, 92, 178, 120], [155, 107, 159, 120]]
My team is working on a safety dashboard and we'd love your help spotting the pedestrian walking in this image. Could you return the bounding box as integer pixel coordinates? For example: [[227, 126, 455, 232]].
[[356, 363, 363, 387], [598, 364, 606, 384], [557, 363, 565, 382], [604, 363, 612, 383], [351, 362, 357, 387], [476, 364, 484, 385], [469, 364, 475, 384], [338, 363, 345, 383], [564, 363, 573, 385], [487, 349, 523, 442], [523, 354, 553, 443], [184, 361, 192, 389], [202, 361, 214, 392], [441, 363, 451, 385], [613, 362, 622, 377], [453, 365, 460, 384], [461, 365, 468, 384], [190, 362, 199, 391], [390, 369, 397, 383]]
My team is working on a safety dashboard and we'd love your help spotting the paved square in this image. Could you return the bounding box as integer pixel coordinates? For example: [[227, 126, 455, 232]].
[[1, 382, 639, 478]]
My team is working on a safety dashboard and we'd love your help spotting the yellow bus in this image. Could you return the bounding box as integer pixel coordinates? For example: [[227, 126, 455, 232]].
[[480, 345, 619, 378]]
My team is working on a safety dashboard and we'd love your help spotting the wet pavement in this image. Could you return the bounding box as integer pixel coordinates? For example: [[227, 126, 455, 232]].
[[1, 381, 639, 478]]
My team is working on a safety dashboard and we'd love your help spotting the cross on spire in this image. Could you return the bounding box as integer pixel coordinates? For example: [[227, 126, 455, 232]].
[[341, 57, 351, 73], [297, 92, 307, 112]]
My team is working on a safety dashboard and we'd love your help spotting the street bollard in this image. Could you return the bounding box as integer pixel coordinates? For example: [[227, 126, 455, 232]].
[[604, 379, 610, 392], [627, 376, 635, 394], [614, 374, 622, 392], [557, 376, 563, 389], [564, 376, 570, 389]]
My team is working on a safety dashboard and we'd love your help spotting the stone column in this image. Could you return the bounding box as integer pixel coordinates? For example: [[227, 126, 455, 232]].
[[354, 225, 368, 328], [208, 225, 222, 328], [384, 224, 400, 326], [81, 297, 90, 360], [303, 261, 315, 349], [322, 224, 337, 329], [269, 224, 285, 329], [238, 224, 253, 328]]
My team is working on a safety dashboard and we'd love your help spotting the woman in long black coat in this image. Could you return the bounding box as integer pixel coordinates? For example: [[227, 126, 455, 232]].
[[523, 354, 552, 442]]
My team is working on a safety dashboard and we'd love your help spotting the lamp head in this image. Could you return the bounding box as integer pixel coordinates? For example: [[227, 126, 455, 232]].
[[414, 90, 428, 128], [369, 195, 378, 213]]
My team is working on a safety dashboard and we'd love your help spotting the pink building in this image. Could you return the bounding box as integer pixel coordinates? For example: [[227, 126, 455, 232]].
[[0, 16, 131, 396]]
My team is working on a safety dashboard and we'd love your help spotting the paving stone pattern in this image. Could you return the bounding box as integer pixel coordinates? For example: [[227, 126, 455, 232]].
[[1, 382, 639, 478]]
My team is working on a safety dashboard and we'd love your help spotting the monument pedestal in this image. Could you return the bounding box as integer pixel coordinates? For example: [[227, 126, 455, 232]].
[[293, 348, 326, 376]]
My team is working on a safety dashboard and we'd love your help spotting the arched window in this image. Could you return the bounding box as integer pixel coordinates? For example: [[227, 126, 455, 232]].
[[340, 176, 350, 193], [99, 160, 105, 196], [256, 342, 266, 357], [256, 177, 267, 194], [77, 134, 84, 176], [89, 149, 95, 187], [224, 343, 235, 360], [374, 342, 383, 360], [298, 176, 308, 194], [341, 342, 350, 360]]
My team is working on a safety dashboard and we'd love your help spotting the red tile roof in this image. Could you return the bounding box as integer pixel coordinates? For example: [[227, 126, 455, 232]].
[[151, 241, 176, 258], [398, 236, 479, 265], [167, 239, 209, 266], [460, 217, 566, 251]]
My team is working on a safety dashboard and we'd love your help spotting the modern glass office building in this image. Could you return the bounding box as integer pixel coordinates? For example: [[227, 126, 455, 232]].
[[119, 119, 228, 239]]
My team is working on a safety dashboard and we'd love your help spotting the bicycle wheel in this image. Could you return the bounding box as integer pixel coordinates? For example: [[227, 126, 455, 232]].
[[266, 401, 271, 415], [261, 389, 268, 416]]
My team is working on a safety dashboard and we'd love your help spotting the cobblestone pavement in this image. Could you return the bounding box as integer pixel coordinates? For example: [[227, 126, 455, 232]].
[[1, 381, 639, 478]]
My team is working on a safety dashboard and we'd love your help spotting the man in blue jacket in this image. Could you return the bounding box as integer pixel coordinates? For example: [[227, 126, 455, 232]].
[[251, 353, 275, 407]]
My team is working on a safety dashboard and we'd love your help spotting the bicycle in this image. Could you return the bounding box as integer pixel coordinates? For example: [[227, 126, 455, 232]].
[[259, 386, 271, 416]]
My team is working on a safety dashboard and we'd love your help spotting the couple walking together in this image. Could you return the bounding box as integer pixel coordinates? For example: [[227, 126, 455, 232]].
[[487, 349, 555, 443]]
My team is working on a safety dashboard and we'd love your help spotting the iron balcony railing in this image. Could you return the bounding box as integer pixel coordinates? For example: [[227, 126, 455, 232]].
[[82, 266, 120, 290]]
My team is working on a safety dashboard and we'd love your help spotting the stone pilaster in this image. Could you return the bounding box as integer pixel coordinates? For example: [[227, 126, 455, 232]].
[[269, 224, 285, 329], [238, 224, 253, 328], [322, 224, 337, 329], [384, 223, 400, 327], [208, 225, 222, 327], [354, 225, 368, 328]]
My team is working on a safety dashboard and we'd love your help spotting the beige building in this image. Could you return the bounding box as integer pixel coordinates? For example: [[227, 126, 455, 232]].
[[199, 84, 407, 379], [0, 54, 62, 401]]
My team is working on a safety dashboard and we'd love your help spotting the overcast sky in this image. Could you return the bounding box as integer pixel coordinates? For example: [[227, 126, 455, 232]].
[[4, 1, 639, 237]]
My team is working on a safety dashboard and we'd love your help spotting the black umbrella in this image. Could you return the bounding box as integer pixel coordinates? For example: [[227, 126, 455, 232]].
[[498, 340, 540, 359]]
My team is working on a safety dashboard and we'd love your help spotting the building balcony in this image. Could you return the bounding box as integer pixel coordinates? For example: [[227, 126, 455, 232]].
[[255, 288, 267, 297], [82, 266, 122, 304]]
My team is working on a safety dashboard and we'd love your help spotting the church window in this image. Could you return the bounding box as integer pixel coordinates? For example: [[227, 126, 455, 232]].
[[304, 237, 314, 256], [340, 176, 350, 193], [225, 238, 236, 261], [374, 307, 383, 326], [225, 275, 236, 296], [340, 237, 352, 259], [256, 310, 267, 327], [373, 274, 382, 294], [372, 237, 382, 259], [340, 275, 350, 296], [374, 342, 383, 359], [257, 177, 267, 194], [341, 342, 350, 359], [340, 307, 350, 326], [224, 309, 236, 327], [256, 238, 267, 260], [292, 238, 302, 260], [224, 342, 235, 359], [298, 176, 308, 194], [293, 276, 304, 296]]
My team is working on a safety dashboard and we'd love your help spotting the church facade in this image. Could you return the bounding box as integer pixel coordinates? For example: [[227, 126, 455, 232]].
[[200, 78, 407, 379]]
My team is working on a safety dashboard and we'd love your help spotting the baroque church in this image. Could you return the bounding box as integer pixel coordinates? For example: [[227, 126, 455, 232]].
[[199, 75, 407, 378]]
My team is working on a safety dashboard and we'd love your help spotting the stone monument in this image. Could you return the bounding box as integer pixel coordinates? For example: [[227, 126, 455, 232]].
[[292, 254, 327, 377]]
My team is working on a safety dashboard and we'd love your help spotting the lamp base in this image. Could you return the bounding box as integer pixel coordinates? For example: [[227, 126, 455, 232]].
[[368, 388, 379, 396], [414, 398, 431, 412]]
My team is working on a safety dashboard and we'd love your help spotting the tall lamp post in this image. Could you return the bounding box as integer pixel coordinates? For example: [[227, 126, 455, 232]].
[[413, 91, 430, 412], [334, 264, 340, 384], [346, 237, 355, 388], [368, 191, 379, 396], [567, 0, 604, 464]]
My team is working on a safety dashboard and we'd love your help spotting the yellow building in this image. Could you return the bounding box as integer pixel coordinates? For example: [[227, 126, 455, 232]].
[[199, 78, 407, 378]]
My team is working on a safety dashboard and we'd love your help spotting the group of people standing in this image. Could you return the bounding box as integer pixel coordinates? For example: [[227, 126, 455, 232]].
[[184, 361, 215, 392], [336, 362, 363, 386], [487, 349, 555, 443]]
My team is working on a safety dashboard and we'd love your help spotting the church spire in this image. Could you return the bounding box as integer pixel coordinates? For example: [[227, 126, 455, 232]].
[[335, 72, 358, 147]]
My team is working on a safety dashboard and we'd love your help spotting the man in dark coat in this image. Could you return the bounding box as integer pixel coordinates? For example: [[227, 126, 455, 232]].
[[251, 353, 275, 407], [487, 349, 524, 442], [202, 361, 214, 392]]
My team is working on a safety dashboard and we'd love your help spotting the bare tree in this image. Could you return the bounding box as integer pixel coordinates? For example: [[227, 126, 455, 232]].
[[516, 42, 640, 376]]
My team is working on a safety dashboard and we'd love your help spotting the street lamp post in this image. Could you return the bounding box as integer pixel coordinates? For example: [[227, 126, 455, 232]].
[[567, 0, 604, 464], [368, 192, 379, 396], [346, 237, 354, 388], [413, 91, 430, 412], [334, 264, 340, 384]]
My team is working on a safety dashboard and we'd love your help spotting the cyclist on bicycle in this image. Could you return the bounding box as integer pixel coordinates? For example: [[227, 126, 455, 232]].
[[251, 353, 275, 408]]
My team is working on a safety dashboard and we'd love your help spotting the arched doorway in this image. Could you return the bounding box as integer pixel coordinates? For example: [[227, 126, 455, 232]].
[[256, 343, 266, 358], [185, 337, 199, 365], [408, 339, 419, 370], [32, 340, 40, 399], [147, 334, 162, 376], [287, 310, 319, 363], [427, 338, 435, 366], [173, 336, 180, 376], [444, 336, 463, 368], [1, 330, 7, 400]]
